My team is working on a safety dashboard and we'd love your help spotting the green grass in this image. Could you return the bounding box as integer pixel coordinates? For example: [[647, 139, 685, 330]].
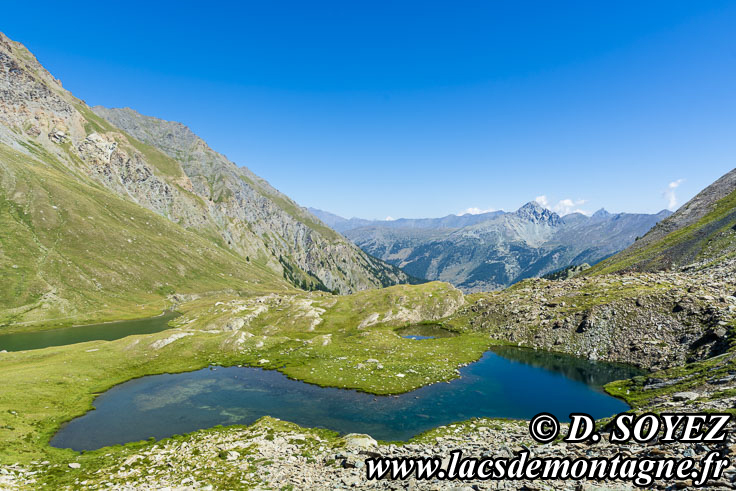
[[0, 281, 490, 466], [171, 282, 486, 394], [121, 132, 187, 179], [590, 187, 736, 274], [605, 317, 736, 410], [0, 142, 289, 331], [73, 103, 119, 136]]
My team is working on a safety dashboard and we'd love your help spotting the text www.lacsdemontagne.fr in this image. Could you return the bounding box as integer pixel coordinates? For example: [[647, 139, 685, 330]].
[[365, 449, 729, 487]]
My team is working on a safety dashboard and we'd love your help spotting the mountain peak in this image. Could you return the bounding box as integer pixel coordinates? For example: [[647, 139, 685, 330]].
[[521, 200, 544, 211], [516, 201, 561, 225], [592, 208, 611, 218]]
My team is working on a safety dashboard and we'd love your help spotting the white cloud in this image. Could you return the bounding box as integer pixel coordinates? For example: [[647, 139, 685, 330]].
[[535, 195, 589, 216], [384, 216, 395, 221], [663, 179, 685, 211], [458, 207, 497, 216], [555, 198, 590, 215], [534, 195, 550, 208]]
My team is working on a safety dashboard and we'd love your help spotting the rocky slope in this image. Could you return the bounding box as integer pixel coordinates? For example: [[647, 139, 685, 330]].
[[590, 167, 736, 274], [453, 263, 736, 370], [91, 106, 411, 294], [340, 201, 670, 292], [0, 31, 410, 329]]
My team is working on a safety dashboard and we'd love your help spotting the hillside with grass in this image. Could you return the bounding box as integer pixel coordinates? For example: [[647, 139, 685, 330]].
[[589, 167, 736, 275], [0, 32, 414, 328], [0, 141, 290, 329], [89, 106, 413, 293]]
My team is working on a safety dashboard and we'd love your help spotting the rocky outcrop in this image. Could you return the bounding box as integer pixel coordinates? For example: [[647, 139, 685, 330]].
[[514, 200, 561, 225], [541, 262, 590, 280], [459, 263, 736, 370]]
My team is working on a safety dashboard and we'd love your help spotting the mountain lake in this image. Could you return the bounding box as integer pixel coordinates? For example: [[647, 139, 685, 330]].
[[0, 312, 179, 352], [50, 346, 642, 450]]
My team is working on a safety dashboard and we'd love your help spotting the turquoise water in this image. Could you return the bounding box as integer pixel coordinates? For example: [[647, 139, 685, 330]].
[[0, 312, 179, 352], [50, 347, 642, 450]]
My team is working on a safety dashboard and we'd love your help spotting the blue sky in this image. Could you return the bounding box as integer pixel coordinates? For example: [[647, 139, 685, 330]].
[[4, 1, 735, 219]]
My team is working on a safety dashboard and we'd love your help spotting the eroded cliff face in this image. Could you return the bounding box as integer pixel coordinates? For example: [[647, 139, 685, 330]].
[[0, 32, 409, 295]]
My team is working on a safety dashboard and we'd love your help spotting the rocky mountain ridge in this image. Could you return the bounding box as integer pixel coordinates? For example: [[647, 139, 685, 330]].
[[514, 200, 561, 225], [89, 106, 411, 293], [308, 207, 505, 233]]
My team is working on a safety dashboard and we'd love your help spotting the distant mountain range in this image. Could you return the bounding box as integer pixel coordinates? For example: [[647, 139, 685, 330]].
[[311, 203, 672, 292], [308, 208, 506, 232]]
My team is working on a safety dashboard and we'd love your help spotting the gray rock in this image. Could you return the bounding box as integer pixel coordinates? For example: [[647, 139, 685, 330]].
[[343, 434, 377, 450], [672, 391, 699, 401]]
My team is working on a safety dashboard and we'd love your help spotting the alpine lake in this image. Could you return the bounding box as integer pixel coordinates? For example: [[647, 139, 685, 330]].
[[38, 319, 641, 450]]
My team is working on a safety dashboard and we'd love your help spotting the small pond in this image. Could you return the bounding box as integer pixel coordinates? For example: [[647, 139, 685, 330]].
[[0, 311, 179, 352], [395, 324, 458, 340], [50, 346, 643, 451]]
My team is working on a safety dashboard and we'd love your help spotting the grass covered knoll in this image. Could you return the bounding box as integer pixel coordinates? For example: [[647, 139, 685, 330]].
[[0, 142, 288, 332], [0, 281, 494, 466], [170, 282, 485, 395]]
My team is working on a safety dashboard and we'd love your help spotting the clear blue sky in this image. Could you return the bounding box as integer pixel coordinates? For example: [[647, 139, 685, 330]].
[[4, 1, 735, 219]]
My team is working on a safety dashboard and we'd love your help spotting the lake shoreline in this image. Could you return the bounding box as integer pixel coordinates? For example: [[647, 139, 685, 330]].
[[0, 311, 181, 352], [1, 276, 733, 488], [49, 347, 636, 451]]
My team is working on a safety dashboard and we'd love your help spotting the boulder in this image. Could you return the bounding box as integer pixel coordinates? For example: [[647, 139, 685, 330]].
[[672, 391, 699, 401], [343, 433, 377, 450]]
